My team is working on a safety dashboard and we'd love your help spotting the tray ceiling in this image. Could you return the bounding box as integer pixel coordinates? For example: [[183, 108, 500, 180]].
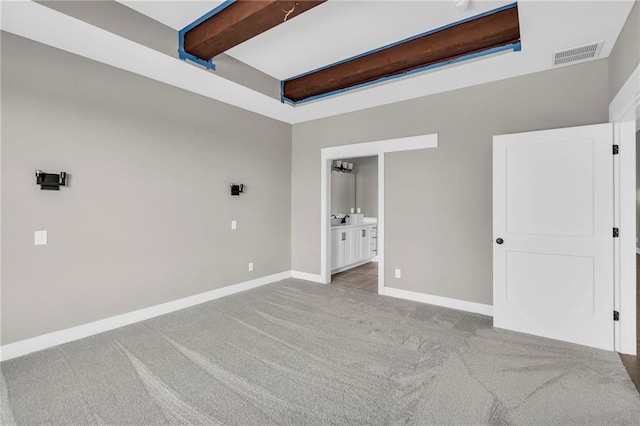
[[2, 1, 635, 123]]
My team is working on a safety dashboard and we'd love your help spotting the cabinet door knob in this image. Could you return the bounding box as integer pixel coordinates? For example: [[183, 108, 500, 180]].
[[496, 238, 504, 245]]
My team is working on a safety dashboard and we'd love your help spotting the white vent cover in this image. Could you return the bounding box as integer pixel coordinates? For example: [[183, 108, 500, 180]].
[[552, 42, 603, 66]]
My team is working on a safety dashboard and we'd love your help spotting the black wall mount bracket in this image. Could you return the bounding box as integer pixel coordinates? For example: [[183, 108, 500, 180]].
[[36, 170, 67, 190]]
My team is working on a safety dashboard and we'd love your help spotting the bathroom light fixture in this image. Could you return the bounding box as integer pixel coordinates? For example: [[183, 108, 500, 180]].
[[332, 160, 354, 173]]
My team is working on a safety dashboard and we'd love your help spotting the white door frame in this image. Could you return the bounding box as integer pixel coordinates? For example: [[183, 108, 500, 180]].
[[609, 62, 639, 355], [320, 134, 438, 293]]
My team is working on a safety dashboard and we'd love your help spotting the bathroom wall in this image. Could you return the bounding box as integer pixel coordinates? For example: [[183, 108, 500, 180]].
[[354, 156, 378, 218]]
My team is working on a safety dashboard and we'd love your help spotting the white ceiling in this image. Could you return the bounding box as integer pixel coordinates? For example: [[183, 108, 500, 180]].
[[1, 1, 635, 123], [118, 0, 226, 32], [122, 0, 516, 80]]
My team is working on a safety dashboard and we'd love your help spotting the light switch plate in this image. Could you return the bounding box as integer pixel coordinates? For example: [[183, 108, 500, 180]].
[[394, 269, 401, 279], [231, 220, 237, 230], [248, 262, 254, 272], [35, 230, 48, 246]]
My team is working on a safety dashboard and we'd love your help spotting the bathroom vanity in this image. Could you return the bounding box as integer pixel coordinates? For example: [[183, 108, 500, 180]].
[[331, 222, 377, 273]]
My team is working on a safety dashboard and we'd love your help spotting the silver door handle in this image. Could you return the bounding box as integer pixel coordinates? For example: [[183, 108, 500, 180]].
[[341, 232, 346, 241], [362, 229, 366, 237]]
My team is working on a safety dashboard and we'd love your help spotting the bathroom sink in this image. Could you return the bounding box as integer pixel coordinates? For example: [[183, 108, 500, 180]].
[[331, 218, 343, 226]]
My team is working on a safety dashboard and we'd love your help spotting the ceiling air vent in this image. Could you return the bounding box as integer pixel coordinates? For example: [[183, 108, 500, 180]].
[[552, 42, 603, 66]]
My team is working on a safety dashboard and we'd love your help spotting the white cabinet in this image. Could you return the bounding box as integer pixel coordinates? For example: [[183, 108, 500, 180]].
[[331, 224, 376, 273], [331, 228, 353, 270], [354, 226, 371, 260], [331, 229, 341, 270], [370, 226, 377, 256]]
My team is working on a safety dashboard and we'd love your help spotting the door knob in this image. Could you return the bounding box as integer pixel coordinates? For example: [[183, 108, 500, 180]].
[[496, 238, 504, 244]]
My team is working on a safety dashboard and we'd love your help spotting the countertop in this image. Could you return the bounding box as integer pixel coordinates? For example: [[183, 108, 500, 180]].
[[331, 221, 377, 230]]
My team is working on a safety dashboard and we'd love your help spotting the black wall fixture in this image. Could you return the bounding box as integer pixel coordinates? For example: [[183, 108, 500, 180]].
[[36, 170, 67, 190], [230, 184, 244, 196]]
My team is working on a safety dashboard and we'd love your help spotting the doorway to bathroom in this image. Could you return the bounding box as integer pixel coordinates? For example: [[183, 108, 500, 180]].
[[320, 133, 439, 296], [329, 156, 379, 293]]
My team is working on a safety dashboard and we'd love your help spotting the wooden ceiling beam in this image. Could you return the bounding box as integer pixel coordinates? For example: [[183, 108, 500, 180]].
[[283, 5, 521, 103], [184, 0, 326, 60]]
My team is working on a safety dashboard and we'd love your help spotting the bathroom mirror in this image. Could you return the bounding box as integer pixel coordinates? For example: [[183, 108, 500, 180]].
[[331, 169, 355, 216], [330, 156, 379, 218]]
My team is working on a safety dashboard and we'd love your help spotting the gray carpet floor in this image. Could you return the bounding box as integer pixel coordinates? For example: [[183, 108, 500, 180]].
[[2, 279, 640, 425]]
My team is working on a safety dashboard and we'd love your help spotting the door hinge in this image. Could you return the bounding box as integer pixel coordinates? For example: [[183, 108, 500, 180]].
[[613, 145, 619, 155], [613, 228, 619, 238], [614, 311, 620, 321]]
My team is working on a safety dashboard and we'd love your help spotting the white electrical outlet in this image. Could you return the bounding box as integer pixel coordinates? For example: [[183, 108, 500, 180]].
[[248, 262, 254, 272], [394, 269, 401, 279], [34, 230, 48, 246], [231, 220, 237, 230]]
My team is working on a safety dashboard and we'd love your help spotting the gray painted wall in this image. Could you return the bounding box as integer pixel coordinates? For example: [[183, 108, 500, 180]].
[[291, 59, 609, 305], [637, 131, 640, 250], [354, 156, 378, 218], [609, 0, 639, 100], [1, 34, 291, 345]]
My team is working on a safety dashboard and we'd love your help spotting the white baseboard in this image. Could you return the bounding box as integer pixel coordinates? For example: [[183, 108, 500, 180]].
[[290, 270, 325, 283], [384, 287, 493, 317], [0, 271, 291, 362]]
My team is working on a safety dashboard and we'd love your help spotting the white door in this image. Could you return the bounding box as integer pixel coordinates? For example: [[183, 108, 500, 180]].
[[493, 123, 614, 351]]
